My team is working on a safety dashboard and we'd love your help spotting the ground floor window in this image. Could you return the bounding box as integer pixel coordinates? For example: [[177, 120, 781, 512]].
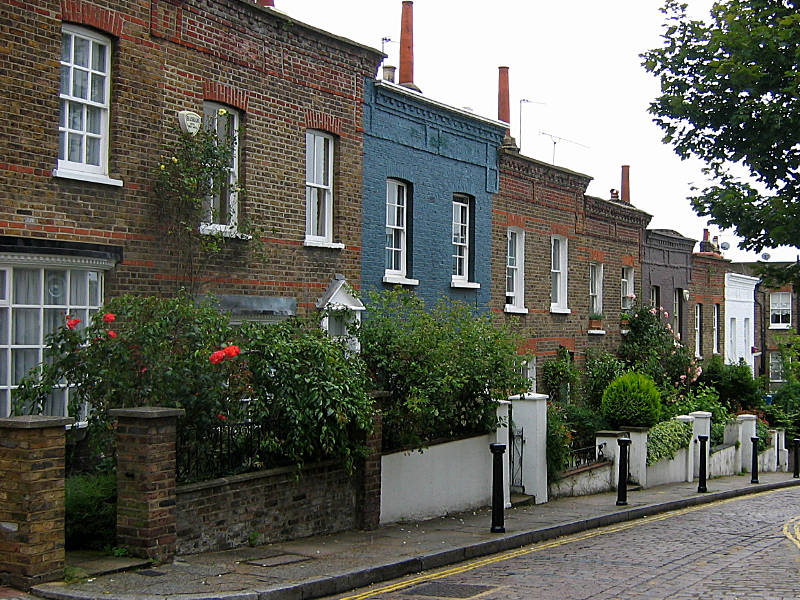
[[0, 260, 109, 417]]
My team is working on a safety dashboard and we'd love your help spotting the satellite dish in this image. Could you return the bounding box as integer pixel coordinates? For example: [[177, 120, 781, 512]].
[[720, 242, 730, 250], [761, 253, 771, 261]]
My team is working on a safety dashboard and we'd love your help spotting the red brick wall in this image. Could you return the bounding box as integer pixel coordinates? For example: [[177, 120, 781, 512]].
[[492, 152, 651, 377], [689, 252, 729, 362], [0, 0, 382, 310]]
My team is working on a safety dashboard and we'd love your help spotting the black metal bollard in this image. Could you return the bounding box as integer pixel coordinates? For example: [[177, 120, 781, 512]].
[[794, 439, 800, 479], [697, 434, 708, 493], [616, 437, 631, 506], [751, 436, 759, 484], [489, 443, 506, 533]]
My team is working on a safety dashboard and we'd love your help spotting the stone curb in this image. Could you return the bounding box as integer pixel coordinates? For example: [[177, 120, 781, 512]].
[[31, 478, 800, 600]]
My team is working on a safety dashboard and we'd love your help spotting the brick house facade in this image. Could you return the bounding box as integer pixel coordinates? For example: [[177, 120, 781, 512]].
[[688, 234, 729, 365], [0, 0, 383, 417], [492, 151, 651, 382]]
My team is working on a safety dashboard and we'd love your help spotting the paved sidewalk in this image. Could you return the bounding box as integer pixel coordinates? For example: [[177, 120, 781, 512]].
[[8, 472, 799, 600]]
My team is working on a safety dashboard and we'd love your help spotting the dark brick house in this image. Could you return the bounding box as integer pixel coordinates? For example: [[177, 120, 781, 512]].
[[0, 0, 383, 417], [688, 230, 729, 365]]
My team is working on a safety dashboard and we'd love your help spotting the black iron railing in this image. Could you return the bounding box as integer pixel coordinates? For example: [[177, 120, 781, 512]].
[[177, 420, 270, 484], [566, 442, 606, 471]]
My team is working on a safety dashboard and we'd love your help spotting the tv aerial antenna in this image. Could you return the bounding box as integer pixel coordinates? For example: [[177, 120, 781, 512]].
[[539, 130, 589, 164]]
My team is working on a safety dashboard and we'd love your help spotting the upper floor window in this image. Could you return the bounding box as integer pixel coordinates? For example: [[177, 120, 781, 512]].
[[550, 236, 568, 312], [621, 267, 635, 310], [305, 130, 334, 245], [695, 303, 703, 358], [202, 102, 239, 234], [57, 25, 119, 186], [505, 228, 526, 312], [385, 179, 408, 276], [770, 292, 791, 329], [589, 262, 603, 316], [451, 195, 478, 288]]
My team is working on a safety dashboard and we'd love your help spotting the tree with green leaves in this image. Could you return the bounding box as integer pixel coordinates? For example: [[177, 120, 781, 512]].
[[642, 0, 800, 281]]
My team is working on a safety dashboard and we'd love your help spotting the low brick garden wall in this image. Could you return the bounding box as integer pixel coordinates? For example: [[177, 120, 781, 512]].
[[176, 460, 360, 554]]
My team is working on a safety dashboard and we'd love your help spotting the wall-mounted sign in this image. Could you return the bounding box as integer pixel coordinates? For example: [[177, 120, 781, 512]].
[[177, 110, 202, 135]]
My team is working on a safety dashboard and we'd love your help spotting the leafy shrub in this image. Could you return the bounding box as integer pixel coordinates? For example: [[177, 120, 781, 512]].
[[601, 372, 661, 428], [541, 346, 580, 404], [582, 350, 626, 409], [646, 420, 693, 466], [756, 417, 771, 454], [563, 403, 609, 448], [546, 402, 572, 482], [661, 384, 734, 446], [617, 302, 697, 391], [698, 354, 762, 412], [239, 319, 373, 472], [65, 472, 116, 550], [357, 289, 527, 451]]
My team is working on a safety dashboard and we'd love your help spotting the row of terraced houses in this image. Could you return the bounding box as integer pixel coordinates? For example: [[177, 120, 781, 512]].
[[1, 0, 797, 420]]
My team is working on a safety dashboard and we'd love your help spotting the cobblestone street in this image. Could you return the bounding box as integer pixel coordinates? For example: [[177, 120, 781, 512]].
[[328, 487, 800, 600]]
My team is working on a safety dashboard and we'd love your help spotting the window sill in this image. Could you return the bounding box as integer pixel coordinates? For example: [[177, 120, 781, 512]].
[[304, 239, 345, 249], [550, 306, 571, 314], [383, 274, 419, 286], [53, 168, 123, 187], [451, 280, 480, 289], [504, 305, 528, 314], [200, 224, 251, 239], [588, 329, 606, 335], [769, 324, 791, 330]]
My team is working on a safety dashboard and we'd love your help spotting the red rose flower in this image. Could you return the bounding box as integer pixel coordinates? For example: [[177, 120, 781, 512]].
[[66, 318, 81, 330], [223, 345, 241, 358], [217, 413, 227, 421], [209, 350, 225, 364], [107, 330, 117, 339], [102, 313, 116, 323]]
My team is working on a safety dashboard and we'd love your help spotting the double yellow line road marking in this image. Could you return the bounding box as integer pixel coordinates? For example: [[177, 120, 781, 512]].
[[337, 488, 800, 600]]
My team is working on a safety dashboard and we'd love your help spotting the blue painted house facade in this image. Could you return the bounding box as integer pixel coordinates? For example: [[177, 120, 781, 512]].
[[361, 78, 507, 308]]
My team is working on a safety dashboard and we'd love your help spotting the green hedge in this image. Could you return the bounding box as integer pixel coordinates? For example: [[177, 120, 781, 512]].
[[646, 420, 693, 466], [65, 472, 116, 550]]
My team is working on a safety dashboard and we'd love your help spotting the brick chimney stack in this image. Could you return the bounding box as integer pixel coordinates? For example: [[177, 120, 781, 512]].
[[398, 1, 421, 92], [699, 228, 716, 253], [621, 165, 631, 203], [497, 66, 518, 150]]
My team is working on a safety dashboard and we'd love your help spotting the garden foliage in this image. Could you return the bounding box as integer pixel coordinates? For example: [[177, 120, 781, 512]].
[[662, 384, 733, 446], [698, 354, 761, 412], [646, 419, 693, 466], [65, 472, 117, 550], [356, 289, 528, 451], [545, 402, 572, 483], [582, 350, 627, 410], [601, 372, 661, 428], [541, 346, 581, 404]]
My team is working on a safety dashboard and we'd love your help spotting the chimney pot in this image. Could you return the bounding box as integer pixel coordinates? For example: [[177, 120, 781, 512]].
[[610, 189, 620, 200], [621, 165, 630, 203], [382, 65, 396, 83], [253, 0, 274, 6], [398, 1, 421, 92]]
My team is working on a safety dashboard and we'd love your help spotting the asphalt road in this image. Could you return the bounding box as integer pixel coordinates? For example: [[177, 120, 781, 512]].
[[325, 487, 800, 600]]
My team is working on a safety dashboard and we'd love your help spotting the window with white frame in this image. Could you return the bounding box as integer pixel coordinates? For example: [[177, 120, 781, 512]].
[[650, 285, 661, 308], [57, 25, 117, 184], [621, 267, 635, 309], [550, 235, 568, 312], [506, 228, 526, 311], [673, 288, 683, 340], [451, 195, 475, 286], [589, 262, 603, 316], [0, 263, 107, 418], [770, 292, 791, 329], [729, 317, 737, 359], [305, 130, 334, 244], [695, 303, 703, 357], [385, 179, 408, 277], [201, 102, 239, 233], [770, 352, 786, 389], [713, 304, 720, 354]]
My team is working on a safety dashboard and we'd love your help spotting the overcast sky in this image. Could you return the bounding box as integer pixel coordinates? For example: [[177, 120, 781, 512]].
[[281, 0, 795, 263]]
